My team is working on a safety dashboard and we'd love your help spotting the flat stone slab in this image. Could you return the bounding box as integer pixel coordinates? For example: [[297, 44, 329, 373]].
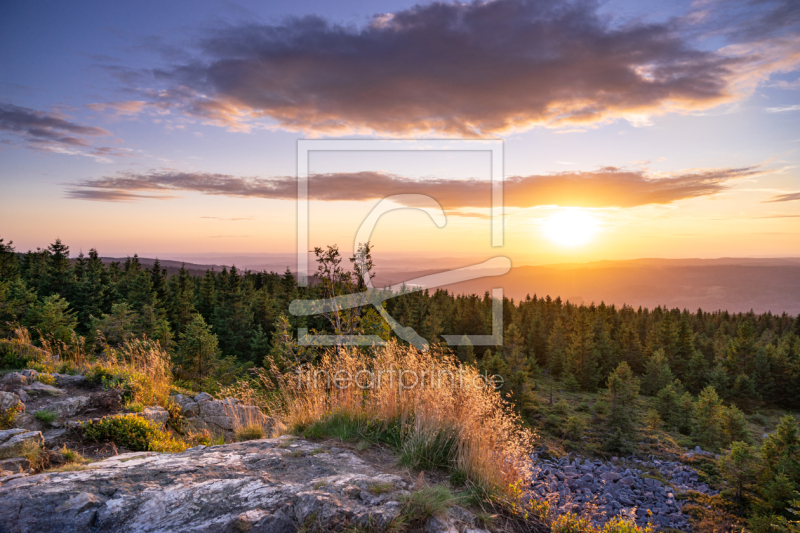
[[0, 437, 412, 532]]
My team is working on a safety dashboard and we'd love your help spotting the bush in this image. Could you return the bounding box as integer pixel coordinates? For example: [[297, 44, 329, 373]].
[[564, 416, 586, 441], [37, 373, 56, 386], [83, 414, 186, 453], [0, 404, 20, 430], [85, 338, 172, 408]]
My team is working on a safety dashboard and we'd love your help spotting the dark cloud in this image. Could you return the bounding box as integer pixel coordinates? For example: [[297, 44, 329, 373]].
[[0, 102, 128, 160], [764, 191, 800, 202], [128, 0, 759, 136], [0, 103, 109, 147], [68, 166, 759, 208]]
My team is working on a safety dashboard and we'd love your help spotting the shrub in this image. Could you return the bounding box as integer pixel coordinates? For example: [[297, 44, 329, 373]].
[[83, 414, 186, 453], [122, 401, 144, 413], [37, 373, 56, 386], [59, 445, 86, 464], [85, 338, 172, 408], [564, 416, 586, 441], [35, 409, 58, 424], [0, 327, 47, 369], [0, 404, 20, 430]]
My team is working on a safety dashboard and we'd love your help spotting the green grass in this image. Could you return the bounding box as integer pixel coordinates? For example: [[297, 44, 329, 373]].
[[393, 486, 460, 529], [35, 409, 58, 424], [234, 423, 265, 442], [368, 481, 395, 495]]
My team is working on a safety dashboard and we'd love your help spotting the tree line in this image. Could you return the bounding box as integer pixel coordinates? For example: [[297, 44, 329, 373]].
[[1, 237, 799, 410]]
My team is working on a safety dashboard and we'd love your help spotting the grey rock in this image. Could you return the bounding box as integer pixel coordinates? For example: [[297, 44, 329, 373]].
[[47, 396, 91, 418], [43, 428, 67, 444], [0, 437, 413, 533], [0, 457, 30, 473], [1, 372, 28, 392], [0, 429, 43, 451], [137, 406, 169, 426], [19, 369, 40, 380], [54, 374, 87, 388], [425, 516, 459, 533], [193, 392, 213, 402], [21, 382, 65, 396], [0, 391, 24, 412]]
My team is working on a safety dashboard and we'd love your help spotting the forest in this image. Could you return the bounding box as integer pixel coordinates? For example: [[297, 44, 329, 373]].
[[2, 237, 800, 532]]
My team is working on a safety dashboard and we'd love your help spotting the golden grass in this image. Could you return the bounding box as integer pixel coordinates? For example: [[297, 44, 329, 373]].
[[251, 341, 536, 499]]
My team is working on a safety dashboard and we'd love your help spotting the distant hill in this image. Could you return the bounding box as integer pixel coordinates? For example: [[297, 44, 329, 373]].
[[373, 258, 800, 315], [96, 255, 800, 315]]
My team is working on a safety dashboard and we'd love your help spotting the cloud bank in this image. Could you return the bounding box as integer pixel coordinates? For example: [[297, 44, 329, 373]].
[[119, 0, 775, 136], [67, 166, 759, 209]]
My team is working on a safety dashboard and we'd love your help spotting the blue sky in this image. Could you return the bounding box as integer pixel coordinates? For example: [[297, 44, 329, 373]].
[[1, 0, 799, 264]]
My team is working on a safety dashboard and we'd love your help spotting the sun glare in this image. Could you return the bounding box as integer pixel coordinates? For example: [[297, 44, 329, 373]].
[[542, 209, 599, 247]]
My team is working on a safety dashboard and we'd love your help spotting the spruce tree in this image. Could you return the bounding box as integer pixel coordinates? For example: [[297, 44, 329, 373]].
[[606, 362, 640, 432], [641, 349, 674, 396], [176, 314, 222, 386], [0, 238, 19, 279]]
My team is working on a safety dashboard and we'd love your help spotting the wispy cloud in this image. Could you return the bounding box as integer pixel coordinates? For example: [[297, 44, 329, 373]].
[[766, 105, 800, 113], [763, 191, 800, 202], [199, 216, 255, 221], [67, 166, 760, 209], [0, 102, 126, 161], [110, 0, 800, 137], [86, 101, 148, 116]]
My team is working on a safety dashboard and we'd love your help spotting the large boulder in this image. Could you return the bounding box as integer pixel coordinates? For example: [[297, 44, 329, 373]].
[[0, 437, 414, 532]]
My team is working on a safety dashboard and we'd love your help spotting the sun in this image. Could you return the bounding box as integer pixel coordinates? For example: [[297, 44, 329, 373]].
[[541, 209, 599, 247]]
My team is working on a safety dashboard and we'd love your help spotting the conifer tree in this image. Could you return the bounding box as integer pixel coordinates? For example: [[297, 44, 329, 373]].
[[0, 238, 19, 279], [566, 311, 599, 391], [546, 316, 567, 377], [641, 349, 674, 396], [606, 362, 640, 432], [176, 314, 222, 385], [457, 334, 476, 365]]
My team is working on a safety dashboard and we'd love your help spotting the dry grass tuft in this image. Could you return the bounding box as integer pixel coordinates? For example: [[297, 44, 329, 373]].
[[253, 341, 536, 500]]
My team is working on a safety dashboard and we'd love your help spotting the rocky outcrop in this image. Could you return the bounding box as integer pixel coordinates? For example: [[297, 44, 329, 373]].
[[0, 428, 43, 451], [172, 393, 275, 436], [529, 452, 716, 530], [0, 436, 465, 533]]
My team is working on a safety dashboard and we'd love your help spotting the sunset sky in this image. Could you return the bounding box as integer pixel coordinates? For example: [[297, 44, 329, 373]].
[[1, 0, 799, 268]]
